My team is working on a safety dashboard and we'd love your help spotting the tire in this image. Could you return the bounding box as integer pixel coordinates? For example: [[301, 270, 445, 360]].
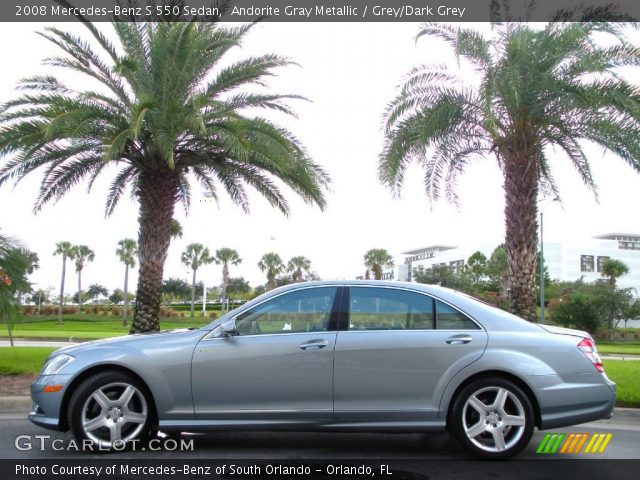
[[67, 371, 156, 452], [450, 377, 535, 459]]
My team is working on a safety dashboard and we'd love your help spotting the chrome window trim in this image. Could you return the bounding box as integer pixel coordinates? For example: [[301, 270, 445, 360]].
[[345, 284, 485, 332], [202, 330, 338, 341], [202, 285, 340, 341]]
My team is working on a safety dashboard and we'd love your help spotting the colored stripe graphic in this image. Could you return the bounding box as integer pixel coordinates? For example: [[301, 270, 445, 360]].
[[537, 433, 565, 453], [559, 433, 588, 454], [585, 433, 613, 453], [537, 433, 613, 454]]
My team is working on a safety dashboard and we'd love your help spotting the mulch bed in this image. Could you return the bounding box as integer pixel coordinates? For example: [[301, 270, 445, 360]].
[[0, 374, 35, 396]]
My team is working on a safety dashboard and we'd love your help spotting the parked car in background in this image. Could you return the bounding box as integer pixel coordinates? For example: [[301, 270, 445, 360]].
[[29, 281, 615, 458]]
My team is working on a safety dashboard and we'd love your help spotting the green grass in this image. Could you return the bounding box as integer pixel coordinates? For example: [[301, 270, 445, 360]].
[[0, 347, 57, 375], [603, 360, 640, 407], [2, 317, 211, 340], [598, 342, 640, 355]]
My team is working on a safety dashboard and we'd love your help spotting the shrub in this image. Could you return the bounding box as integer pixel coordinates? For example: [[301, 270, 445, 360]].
[[209, 311, 218, 320], [112, 307, 122, 316], [62, 306, 77, 315], [41, 305, 55, 316], [159, 306, 180, 318], [551, 291, 601, 333], [23, 305, 35, 315]]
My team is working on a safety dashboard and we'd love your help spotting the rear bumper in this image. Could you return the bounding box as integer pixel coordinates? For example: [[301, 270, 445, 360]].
[[530, 372, 616, 430]]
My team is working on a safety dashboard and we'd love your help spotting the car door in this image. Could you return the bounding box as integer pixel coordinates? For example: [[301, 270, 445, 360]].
[[334, 286, 488, 420], [191, 286, 340, 420]]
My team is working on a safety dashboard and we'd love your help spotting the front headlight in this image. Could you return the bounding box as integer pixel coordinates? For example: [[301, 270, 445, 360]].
[[41, 354, 75, 375]]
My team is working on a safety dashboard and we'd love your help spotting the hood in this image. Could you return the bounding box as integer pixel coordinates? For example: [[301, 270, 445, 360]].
[[537, 324, 592, 340], [51, 328, 204, 357]]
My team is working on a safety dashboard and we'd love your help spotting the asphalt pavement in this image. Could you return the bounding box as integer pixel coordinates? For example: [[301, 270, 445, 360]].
[[0, 409, 638, 460]]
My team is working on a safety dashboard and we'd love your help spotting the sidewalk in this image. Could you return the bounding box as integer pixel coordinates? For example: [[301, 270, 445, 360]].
[[602, 354, 640, 361], [0, 340, 79, 348]]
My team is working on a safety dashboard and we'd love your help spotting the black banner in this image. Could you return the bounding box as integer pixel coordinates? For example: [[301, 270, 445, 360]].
[[2, 0, 640, 22], [1, 459, 640, 480]]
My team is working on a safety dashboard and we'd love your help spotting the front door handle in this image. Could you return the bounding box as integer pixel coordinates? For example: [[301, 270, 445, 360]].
[[299, 339, 328, 350], [445, 334, 473, 345]]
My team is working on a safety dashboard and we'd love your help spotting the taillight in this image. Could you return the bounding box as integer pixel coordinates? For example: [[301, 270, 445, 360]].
[[577, 338, 604, 373]]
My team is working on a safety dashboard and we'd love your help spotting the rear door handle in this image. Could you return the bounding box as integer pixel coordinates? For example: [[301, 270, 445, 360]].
[[445, 334, 473, 345], [299, 339, 328, 350]]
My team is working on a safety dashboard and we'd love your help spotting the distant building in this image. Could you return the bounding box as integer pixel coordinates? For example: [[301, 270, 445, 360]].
[[391, 233, 640, 294]]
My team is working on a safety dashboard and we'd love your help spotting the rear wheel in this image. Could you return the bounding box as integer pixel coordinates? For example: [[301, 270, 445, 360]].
[[450, 377, 534, 459], [68, 371, 156, 451]]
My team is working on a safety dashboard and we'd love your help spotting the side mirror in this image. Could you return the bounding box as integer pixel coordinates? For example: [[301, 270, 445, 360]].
[[220, 319, 238, 337]]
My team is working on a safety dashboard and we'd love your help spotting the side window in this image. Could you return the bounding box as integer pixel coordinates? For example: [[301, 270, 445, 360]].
[[348, 287, 434, 330], [235, 287, 337, 335], [435, 300, 478, 330]]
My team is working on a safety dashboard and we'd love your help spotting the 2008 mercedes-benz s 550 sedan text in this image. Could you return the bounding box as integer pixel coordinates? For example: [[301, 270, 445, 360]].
[[29, 281, 615, 459]]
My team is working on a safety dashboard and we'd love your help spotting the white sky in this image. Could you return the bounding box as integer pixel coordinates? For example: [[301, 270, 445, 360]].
[[1, 22, 640, 294]]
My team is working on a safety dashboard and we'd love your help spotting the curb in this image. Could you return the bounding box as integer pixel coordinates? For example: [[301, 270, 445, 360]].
[[602, 355, 640, 361], [0, 396, 31, 413]]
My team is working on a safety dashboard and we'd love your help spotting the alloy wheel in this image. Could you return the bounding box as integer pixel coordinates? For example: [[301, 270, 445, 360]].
[[461, 386, 527, 453], [80, 382, 148, 448]]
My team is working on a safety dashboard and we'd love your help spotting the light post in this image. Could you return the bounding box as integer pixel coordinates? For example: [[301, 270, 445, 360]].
[[540, 211, 545, 324], [539, 198, 559, 324]]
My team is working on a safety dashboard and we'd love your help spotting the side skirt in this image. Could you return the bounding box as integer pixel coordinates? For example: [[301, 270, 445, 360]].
[[158, 419, 447, 433]]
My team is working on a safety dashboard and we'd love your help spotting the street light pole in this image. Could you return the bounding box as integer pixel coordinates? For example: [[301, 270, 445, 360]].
[[540, 211, 545, 324]]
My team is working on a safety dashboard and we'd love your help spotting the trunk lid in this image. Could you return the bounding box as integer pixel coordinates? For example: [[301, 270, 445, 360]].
[[537, 324, 593, 340]]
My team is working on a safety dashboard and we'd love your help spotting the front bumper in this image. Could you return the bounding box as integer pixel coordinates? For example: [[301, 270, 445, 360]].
[[531, 372, 616, 430], [28, 374, 73, 431]]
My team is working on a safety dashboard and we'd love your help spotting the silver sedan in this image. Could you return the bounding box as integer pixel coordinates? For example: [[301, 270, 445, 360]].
[[29, 281, 615, 459]]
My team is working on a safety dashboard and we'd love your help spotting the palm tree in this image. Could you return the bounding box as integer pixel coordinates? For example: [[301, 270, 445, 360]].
[[19, 249, 39, 275], [86, 283, 109, 304], [72, 245, 95, 309], [0, 243, 31, 347], [181, 243, 214, 318], [601, 258, 629, 287], [0, 231, 21, 257], [364, 249, 394, 280], [0, 21, 330, 334], [287, 256, 312, 283], [53, 241, 75, 324], [13, 249, 39, 305], [213, 248, 242, 313], [116, 238, 138, 325], [380, 22, 640, 321], [258, 253, 285, 291]]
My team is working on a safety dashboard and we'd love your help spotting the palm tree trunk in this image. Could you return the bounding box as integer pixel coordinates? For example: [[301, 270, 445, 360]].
[[77, 268, 82, 312], [4, 312, 14, 347], [122, 264, 129, 326], [504, 150, 539, 322], [190, 268, 196, 318], [58, 256, 66, 325], [130, 170, 180, 334], [373, 265, 382, 280], [221, 264, 229, 313]]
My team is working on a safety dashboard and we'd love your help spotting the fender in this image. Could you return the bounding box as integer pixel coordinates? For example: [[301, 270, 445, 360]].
[[437, 348, 554, 419]]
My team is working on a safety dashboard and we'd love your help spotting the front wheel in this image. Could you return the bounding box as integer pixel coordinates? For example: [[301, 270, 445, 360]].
[[67, 371, 156, 451], [450, 377, 535, 459]]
